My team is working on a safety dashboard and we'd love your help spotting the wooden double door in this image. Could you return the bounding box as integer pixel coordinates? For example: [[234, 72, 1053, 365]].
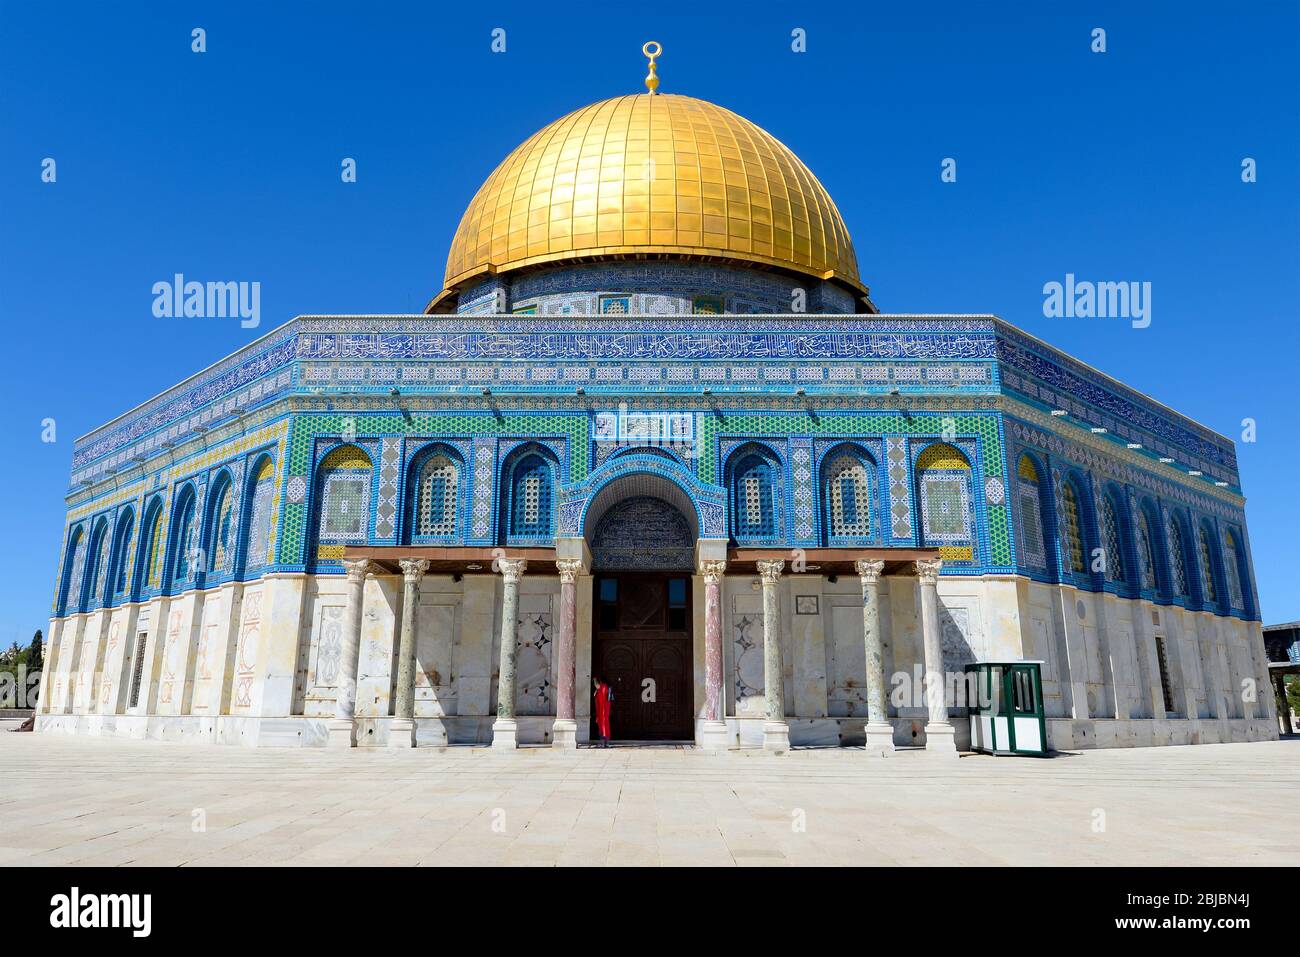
[[591, 573, 693, 741]]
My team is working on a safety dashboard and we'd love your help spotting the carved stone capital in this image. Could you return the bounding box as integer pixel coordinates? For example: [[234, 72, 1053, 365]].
[[496, 557, 527, 584], [756, 559, 785, 584], [555, 558, 584, 584], [698, 558, 727, 585], [342, 558, 375, 583], [399, 558, 430, 584], [854, 558, 886, 584], [915, 558, 943, 585]]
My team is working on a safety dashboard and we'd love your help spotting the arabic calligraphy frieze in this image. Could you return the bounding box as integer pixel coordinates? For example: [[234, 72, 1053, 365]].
[[72, 337, 297, 468], [295, 331, 999, 363], [995, 335, 1236, 471]]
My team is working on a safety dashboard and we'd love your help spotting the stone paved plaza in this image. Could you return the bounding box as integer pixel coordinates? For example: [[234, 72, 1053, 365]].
[[2, 727, 1296, 866]]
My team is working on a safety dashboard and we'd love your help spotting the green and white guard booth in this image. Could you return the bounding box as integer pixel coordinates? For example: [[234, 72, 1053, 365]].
[[964, 661, 1049, 756]]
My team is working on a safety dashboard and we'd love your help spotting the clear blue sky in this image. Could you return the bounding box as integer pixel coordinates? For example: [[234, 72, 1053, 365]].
[[1, 1, 1297, 645]]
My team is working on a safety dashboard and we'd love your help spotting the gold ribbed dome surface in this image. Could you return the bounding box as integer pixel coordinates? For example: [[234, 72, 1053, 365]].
[[441, 93, 863, 298]]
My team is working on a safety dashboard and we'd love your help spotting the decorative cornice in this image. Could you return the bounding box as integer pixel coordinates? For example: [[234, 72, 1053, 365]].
[[63, 313, 1244, 511], [1004, 400, 1244, 507]]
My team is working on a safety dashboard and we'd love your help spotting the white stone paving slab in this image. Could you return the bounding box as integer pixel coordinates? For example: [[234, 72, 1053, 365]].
[[1, 732, 1296, 866]]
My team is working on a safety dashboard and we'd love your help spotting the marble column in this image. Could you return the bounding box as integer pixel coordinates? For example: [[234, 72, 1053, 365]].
[[757, 559, 789, 752], [917, 558, 958, 756], [327, 558, 374, 748], [552, 558, 584, 749], [856, 559, 894, 752], [388, 558, 429, 749], [698, 558, 730, 750], [492, 557, 527, 749]]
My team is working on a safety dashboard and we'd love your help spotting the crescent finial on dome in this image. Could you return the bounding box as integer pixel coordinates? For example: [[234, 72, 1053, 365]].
[[643, 41, 661, 94]]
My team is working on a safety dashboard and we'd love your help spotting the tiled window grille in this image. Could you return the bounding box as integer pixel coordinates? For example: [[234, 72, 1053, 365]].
[[1198, 524, 1218, 605], [92, 528, 111, 603], [826, 454, 870, 538], [1136, 510, 1158, 591], [1168, 518, 1189, 597], [1060, 481, 1086, 574], [64, 530, 86, 614], [1224, 530, 1245, 609], [245, 460, 275, 569], [111, 512, 134, 599], [510, 455, 553, 538], [80, 521, 109, 610], [599, 296, 630, 315], [143, 508, 165, 589], [733, 456, 775, 539], [1016, 455, 1046, 568], [322, 476, 368, 539], [172, 496, 197, 583], [209, 481, 234, 572], [921, 475, 968, 538], [417, 454, 459, 537], [1102, 495, 1125, 583], [916, 444, 972, 561], [318, 446, 373, 546]]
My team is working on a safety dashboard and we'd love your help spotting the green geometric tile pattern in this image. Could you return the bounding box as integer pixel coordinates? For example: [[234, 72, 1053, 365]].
[[277, 412, 588, 564], [697, 411, 1011, 567], [274, 408, 1014, 569]]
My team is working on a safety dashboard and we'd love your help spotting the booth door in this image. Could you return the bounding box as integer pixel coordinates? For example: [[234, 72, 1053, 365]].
[[1006, 665, 1045, 754]]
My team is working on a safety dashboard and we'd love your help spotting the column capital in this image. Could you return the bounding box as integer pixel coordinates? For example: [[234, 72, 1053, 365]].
[[756, 559, 785, 583], [496, 556, 527, 584], [698, 558, 727, 584], [916, 558, 943, 585], [342, 558, 375, 583], [555, 558, 584, 584], [854, 558, 886, 583], [399, 558, 430, 583]]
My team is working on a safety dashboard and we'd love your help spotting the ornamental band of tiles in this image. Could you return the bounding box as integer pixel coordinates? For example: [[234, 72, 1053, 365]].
[[39, 45, 1275, 752]]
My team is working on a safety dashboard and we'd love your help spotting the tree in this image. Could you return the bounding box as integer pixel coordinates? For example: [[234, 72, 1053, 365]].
[[27, 630, 42, 674]]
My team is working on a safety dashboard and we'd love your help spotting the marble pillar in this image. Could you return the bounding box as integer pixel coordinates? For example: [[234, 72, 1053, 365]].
[[327, 558, 374, 748], [855, 559, 894, 752], [552, 558, 584, 749], [388, 558, 429, 748], [757, 559, 789, 753], [917, 558, 958, 756], [698, 558, 729, 750], [492, 557, 527, 749]]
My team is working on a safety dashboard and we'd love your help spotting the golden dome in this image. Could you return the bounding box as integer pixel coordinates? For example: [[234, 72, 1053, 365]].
[[435, 92, 865, 308]]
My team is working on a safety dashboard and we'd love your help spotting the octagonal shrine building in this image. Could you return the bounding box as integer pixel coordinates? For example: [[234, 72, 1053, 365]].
[[38, 46, 1275, 753]]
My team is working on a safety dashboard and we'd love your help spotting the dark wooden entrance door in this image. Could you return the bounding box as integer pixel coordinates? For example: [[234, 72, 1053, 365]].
[[592, 573, 693, 741]]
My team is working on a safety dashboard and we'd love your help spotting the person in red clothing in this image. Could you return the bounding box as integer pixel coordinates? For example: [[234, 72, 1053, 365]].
[[592, 675, 613, 747]]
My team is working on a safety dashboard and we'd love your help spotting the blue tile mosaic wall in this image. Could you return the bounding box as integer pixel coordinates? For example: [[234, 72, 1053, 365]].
[[54, 279, 1256, 626]]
